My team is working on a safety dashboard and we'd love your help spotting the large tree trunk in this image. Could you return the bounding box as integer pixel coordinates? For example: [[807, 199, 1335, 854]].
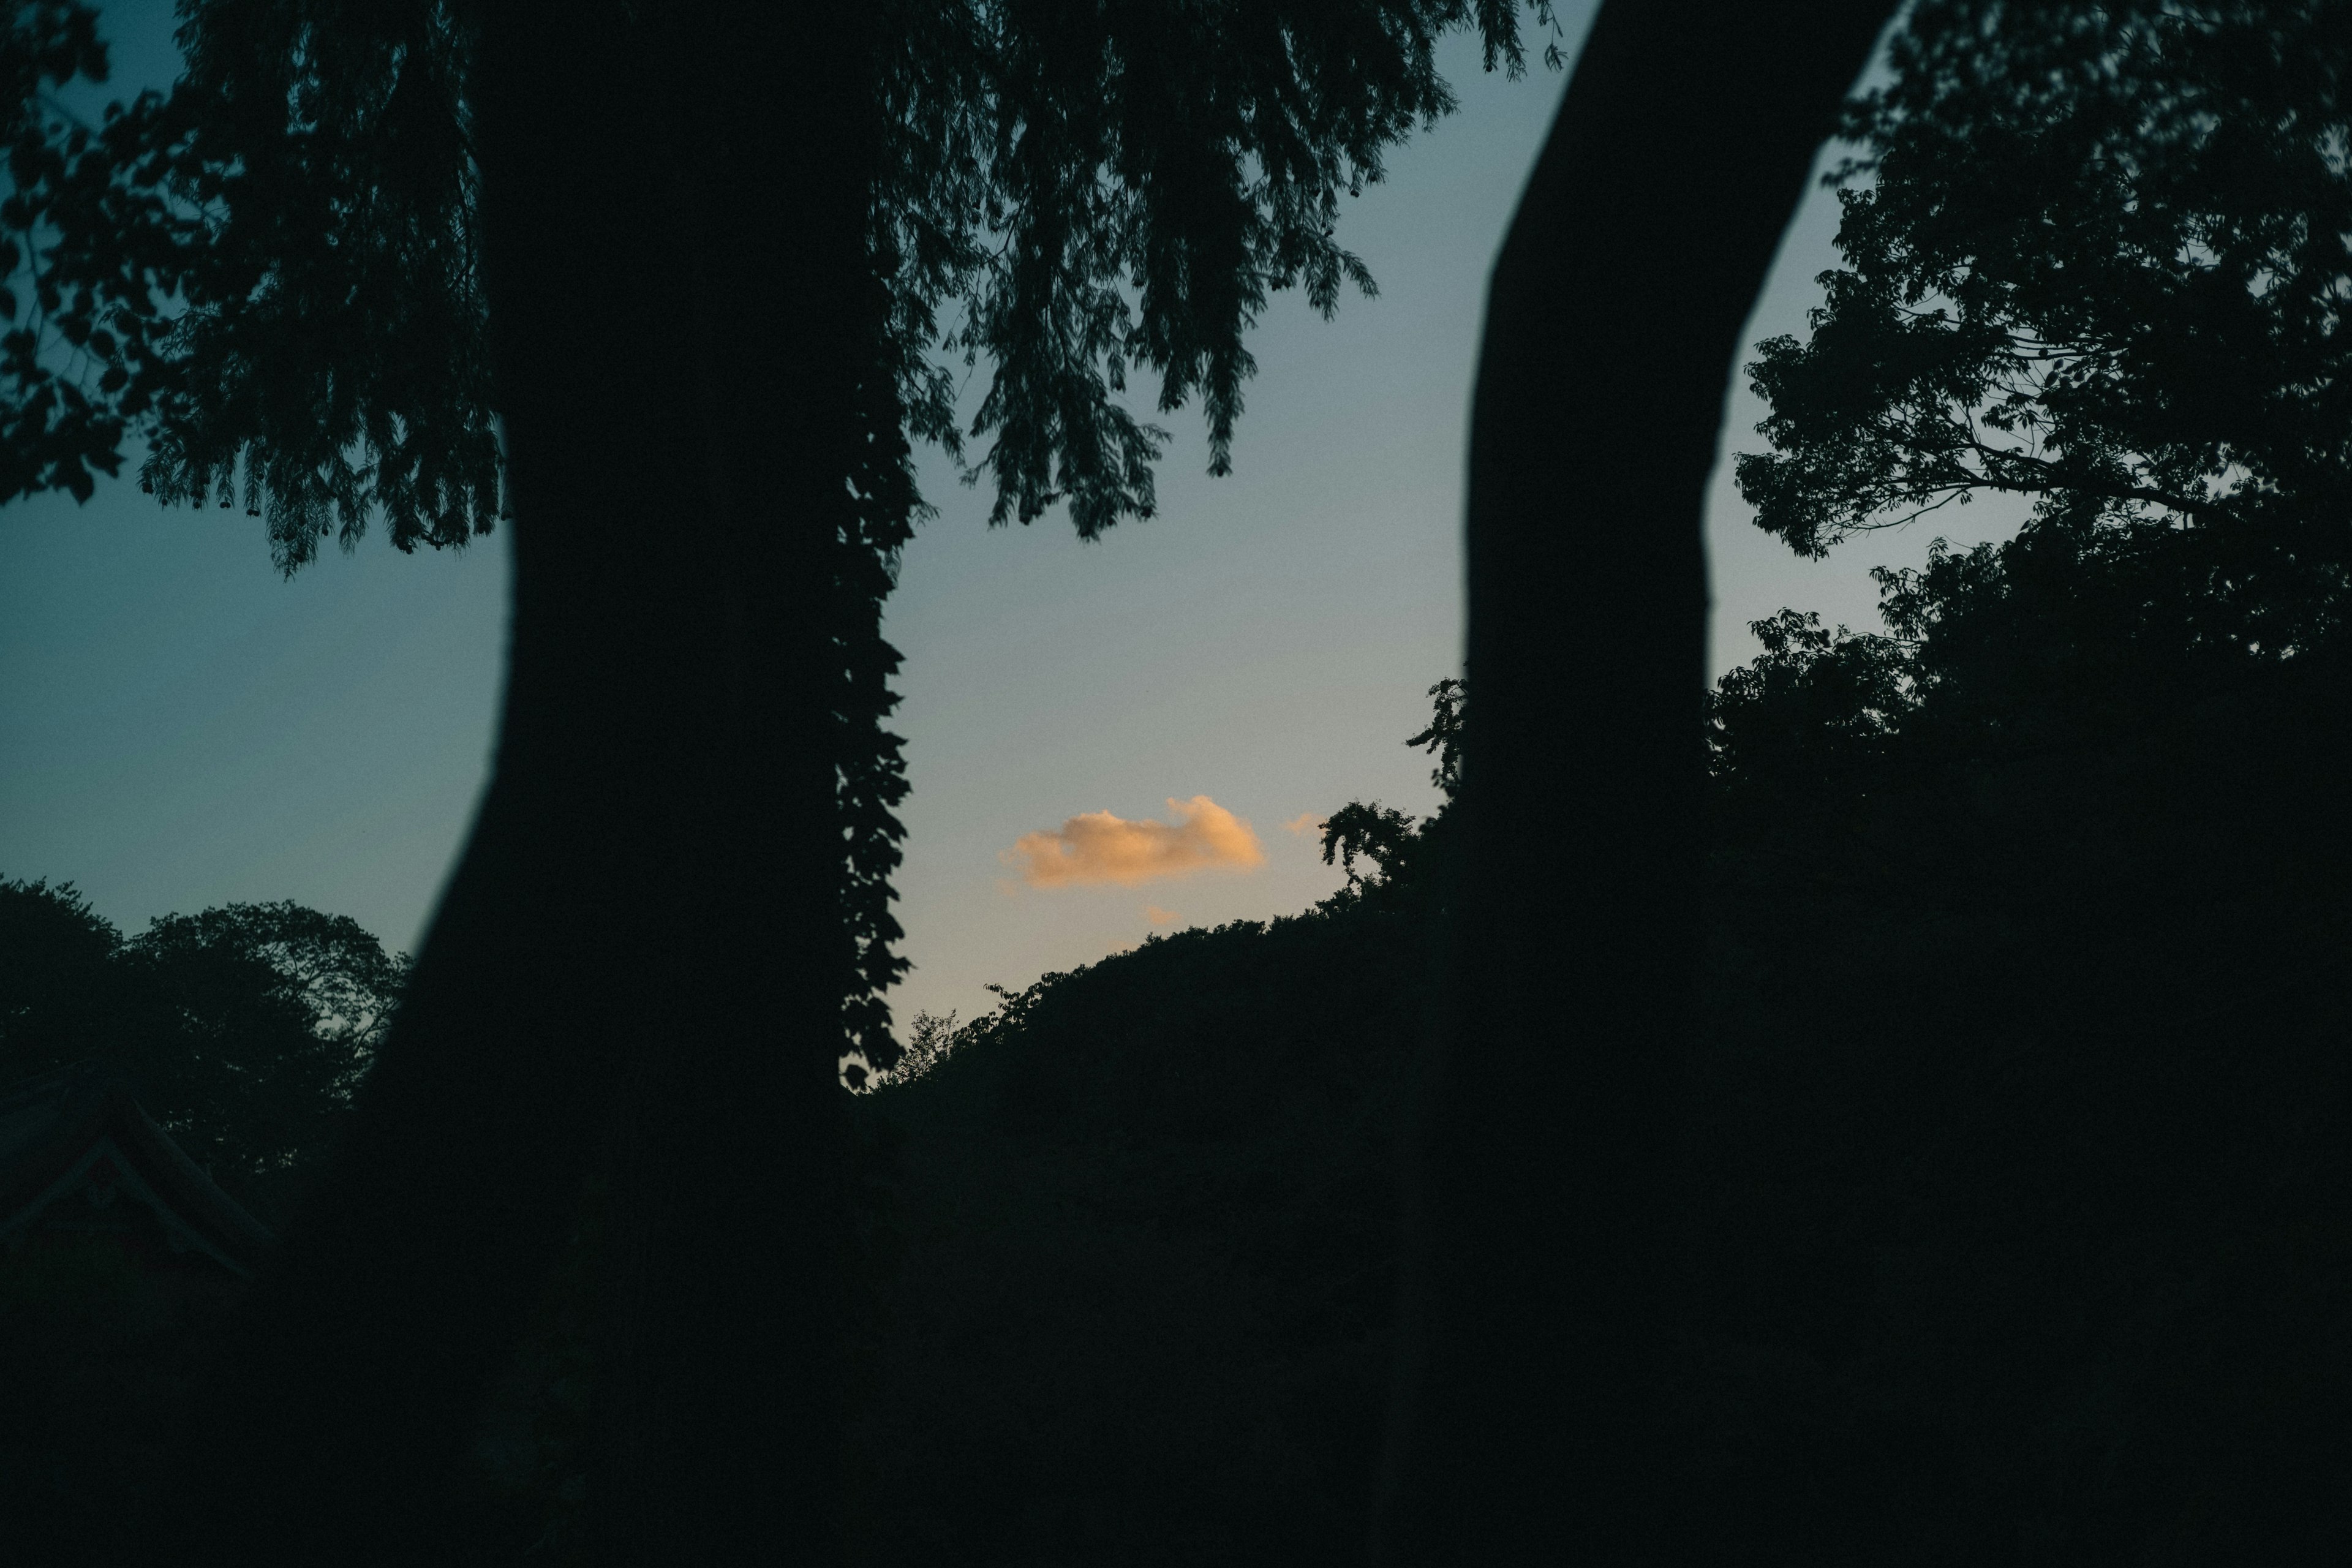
[[1374, 4, 1893, 1563], [182, 6, 883, 1561]]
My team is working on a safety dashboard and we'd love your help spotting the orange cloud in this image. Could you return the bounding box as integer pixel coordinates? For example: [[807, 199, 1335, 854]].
[[1283, 812, 1324, 837], [1003, 796, 1266, 889], [1143, 904, 1178, 925]]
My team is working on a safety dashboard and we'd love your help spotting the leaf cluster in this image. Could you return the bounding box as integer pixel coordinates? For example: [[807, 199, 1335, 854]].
[[1317, 676, 1461, 909], [141, 0, 496, 569], [1704, 606, 1912, 807], [1, 2, 202, 505], [873, 1, 1561, 537], [2, 1, 496, 569]]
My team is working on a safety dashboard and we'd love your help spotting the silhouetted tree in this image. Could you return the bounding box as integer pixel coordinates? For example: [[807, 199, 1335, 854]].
[[1317, 679, 1463, 910], [0, 876, 124, 1069], [1741, 0, 2352, 649], [8, 2, 1580, 1559], [1681, 7, 2352, 1557], [1376, 2, 1895, 1563], [121, 900, 402, 1216], [1711, 0, 2352, 844], [0, 878, 405, 1224]]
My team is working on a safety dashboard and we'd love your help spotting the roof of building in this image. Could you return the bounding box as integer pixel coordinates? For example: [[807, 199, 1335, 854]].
[[0, 1061, 276, 1279]]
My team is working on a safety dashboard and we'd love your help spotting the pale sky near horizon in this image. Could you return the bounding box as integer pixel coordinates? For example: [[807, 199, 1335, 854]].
[[2, 3, 2018, 1033]]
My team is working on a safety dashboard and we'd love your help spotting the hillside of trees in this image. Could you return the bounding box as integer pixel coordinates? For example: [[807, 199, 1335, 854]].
[[11, 606, 2346, 1562], [817, 623, 2346, 1564]]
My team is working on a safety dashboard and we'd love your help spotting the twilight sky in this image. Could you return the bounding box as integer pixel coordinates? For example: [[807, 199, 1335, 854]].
[[2, 3, 2013, 1033]]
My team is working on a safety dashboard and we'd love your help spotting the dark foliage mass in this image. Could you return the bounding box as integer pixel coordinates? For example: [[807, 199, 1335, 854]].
[[1694, 655, 2352, 1564], [0, 881, 407, 1565], [0, 878, 405, 1224], [1740, 0, 2352, 641], [810, 6, 2352, 1561], [835, 652, 2348, 1561], [1691, 2, 2352, 1558], [845, 911, 1430, 1567], [810, 612, 2340, 1568], [840, 747, 1455, 1564]]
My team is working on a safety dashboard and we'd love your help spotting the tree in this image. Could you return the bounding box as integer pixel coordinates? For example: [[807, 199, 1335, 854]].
[[1688, 10, 2352, 1555], [1739, 0, 2352, 656], [123, 900, 404, 1215], [1316, 678, 1464, 909], [0, 879, 407, 1223], [1706, 0, 2352, 838], [9, 2, 1584, 1559], [2, 0, 493, 549], [0, 876, 124, 1072], [1705, 606, 1912, 813], [1375, 3, 1894, 1563]]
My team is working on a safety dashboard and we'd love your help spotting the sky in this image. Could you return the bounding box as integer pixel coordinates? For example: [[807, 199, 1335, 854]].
[[1, 2, 2022, 1035]]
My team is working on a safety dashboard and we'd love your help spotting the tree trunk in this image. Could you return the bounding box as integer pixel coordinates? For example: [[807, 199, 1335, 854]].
[[1374, 4, 1894, 1563], [182, 6, 883, 1561]]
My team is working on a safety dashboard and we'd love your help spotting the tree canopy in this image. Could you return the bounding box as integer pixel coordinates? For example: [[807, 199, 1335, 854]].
[[1315, 676, 1463, 909], [0, 877, 407, 1220], [1739, 0, 2352, 655], [1716, 0, 2352, 799], [1691, 12, 2352, 1551], [6, 0, 1567, 543]]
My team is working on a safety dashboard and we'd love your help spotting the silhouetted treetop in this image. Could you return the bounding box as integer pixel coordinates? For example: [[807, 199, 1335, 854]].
[[6, 0, 1565, 546], [1739, 0, 2352, 649], [0, 878, 407, 1221], [1317, 677, 1461, 910]]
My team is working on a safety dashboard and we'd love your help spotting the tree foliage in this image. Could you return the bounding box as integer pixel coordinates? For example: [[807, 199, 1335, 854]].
[[4, 0, 1562, 1077], [839, 635, 2352, 1561], [1, 1, 195, 506], [0, 877, 407, 1218], [8, 0, 1564, 543], [876, 4, 1562, 534], [1717, 0, 2352, 811], [1738, 0, 2352, 653], [848, 910, 1436, 1566], [1692, 7, 2352, 1556], [1316, 676, 1461, 905], [1, 0, 493, 559]]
